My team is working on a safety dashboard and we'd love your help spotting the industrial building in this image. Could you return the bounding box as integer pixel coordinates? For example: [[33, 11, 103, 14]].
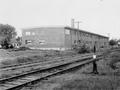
[[22, 26, 109, 50]]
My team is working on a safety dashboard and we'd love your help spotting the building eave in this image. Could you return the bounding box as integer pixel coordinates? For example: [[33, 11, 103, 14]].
[[64, 26, 109, 39]]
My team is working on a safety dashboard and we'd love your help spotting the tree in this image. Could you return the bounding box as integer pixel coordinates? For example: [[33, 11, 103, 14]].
[[109, 39, 117, 46], [0, 24, 17, 49]]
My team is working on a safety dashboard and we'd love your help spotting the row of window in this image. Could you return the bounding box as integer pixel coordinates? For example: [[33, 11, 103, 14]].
[[71, 30, 106, 40], [25, 32, 35, 36], [73, 40, 93, 44]]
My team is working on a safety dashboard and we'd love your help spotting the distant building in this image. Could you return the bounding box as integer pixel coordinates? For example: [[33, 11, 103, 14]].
[[22, 26, 109, 50]]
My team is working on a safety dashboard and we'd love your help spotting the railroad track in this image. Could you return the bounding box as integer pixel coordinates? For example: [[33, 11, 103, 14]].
[[1, 47, 116, 70], [0, 53, 102, 80], [0, 55, 102, 90], [1, 53, 101, 71], [0, 53, 95, 70]]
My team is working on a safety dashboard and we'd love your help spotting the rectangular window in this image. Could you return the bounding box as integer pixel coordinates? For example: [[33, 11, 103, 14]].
[[26, 32, 30, 35], [65, 30, 70, 34]]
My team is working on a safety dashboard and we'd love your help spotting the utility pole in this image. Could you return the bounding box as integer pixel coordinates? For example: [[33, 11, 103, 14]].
[[76, 21, 80, 29], [71, 19, 75, 28], [71, 19, 82, 29]]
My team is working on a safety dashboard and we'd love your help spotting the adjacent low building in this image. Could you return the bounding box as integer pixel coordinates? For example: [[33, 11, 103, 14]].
[[22, 26, 109, 50]]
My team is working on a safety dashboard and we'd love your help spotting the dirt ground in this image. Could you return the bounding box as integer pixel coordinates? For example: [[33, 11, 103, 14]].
[[21, 49, 120, 90]]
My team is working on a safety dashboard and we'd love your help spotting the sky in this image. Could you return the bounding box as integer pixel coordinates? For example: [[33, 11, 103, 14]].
[[0, 0, 120, 39]]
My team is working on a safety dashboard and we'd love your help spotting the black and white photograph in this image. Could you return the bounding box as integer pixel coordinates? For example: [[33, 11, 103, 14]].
[[0, 0, 120, 90]]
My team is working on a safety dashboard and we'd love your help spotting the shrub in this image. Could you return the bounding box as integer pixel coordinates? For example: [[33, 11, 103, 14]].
[[77, 44, 90, 54]]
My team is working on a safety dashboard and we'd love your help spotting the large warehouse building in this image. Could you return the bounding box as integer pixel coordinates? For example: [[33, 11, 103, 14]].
[[22, 26, 109, 50]]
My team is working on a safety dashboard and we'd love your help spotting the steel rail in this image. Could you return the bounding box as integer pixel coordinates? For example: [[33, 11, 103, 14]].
[[0, 53, 102, 81], [0, 53, 99, 72], [0, 55, 102, 90], [1, 47, 115, 69], [0, 56, 93, 83]]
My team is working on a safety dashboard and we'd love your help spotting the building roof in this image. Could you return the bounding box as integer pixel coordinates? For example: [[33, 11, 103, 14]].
[[22, 26, 109, 39], [22, 26, 65, 30], [65, 26, 109, 39]]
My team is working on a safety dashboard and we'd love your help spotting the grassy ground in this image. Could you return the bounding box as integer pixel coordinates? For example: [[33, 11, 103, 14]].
[[21, 48, 120, 90], [53, 49, 120, 90], [1, 49, 84, 80], [0, 49, 78, 68], [0, 49, 79, 79]]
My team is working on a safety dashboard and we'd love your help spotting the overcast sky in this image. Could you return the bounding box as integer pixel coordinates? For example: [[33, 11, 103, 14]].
[[0, 0, 120, 39]]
